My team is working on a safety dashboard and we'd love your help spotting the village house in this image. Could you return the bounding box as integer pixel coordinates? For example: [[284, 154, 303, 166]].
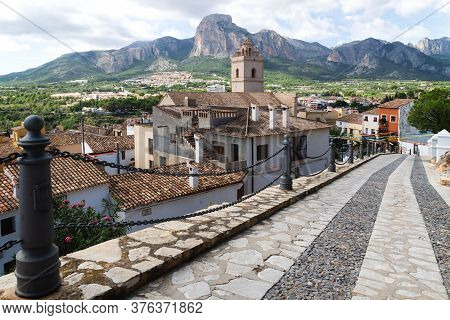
[[336, 113, 363, 137], [48, 131, 135, 175], [362, 108, 379, 136], [298, 108, 339, 125], [377, 99, 417, 139], [0, 157, 109, 276], [108, 162, 246, 233]]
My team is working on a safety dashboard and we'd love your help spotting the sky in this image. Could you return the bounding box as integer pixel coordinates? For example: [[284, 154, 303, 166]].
[[0, 0, 449, 75]]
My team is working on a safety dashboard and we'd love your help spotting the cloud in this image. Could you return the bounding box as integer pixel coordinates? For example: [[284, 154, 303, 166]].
[[0, 35, 29, 52], [0, 0, 447, 74]]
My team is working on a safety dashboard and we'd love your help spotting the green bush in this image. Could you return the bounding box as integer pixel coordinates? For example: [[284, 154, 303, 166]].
[[53, 198, 127, 256]]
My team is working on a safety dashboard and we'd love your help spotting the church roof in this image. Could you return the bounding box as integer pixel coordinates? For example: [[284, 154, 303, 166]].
[[160, 92, 297, 109]]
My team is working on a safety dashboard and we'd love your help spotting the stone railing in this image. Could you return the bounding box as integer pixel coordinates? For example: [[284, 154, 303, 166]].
[[0, 154, 382, 300]]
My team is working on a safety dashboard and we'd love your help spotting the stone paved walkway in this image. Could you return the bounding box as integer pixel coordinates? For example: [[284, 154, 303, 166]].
[[130, 155, 404, 300], [128, 155, 449, 300], [352, 156, 447, 299]]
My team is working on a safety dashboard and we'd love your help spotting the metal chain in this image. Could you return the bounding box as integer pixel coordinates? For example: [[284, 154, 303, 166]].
[[302, 165, 329, 177], [335, 157, 350, 166], [54, 173, 283, 230], [47, 146, 285, 177], [304, 147, 331, 160], [0, 240, 22, 253], [0, 152, 22, 165]]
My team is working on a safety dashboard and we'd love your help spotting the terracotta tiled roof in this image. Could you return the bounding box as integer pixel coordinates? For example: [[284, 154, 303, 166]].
[[49, 131, 134, 154], [0, 173, 18, 215], [85, 134, 134, 154], [5, 157, 108, 199], [109, 162, 246, 211], [156, 106, 330, 137], [363, 108, 379, 115], [211, 110, 331, 137], [160, 92, 295, 109], [378, 99, 413, 109], [339, 113, 363, 125], [0, 138, 21, 158], [48, 131, 82, 147]]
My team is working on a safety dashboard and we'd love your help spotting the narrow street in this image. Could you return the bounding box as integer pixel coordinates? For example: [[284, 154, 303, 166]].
[[129, 155, 449, 300]]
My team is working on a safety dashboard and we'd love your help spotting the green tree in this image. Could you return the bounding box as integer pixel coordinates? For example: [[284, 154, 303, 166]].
[[332, 100, 348, 108], [408, 89, 450, 133]]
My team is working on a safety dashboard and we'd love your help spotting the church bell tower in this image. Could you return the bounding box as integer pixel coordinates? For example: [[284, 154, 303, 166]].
[[231, 38, 264, 92]]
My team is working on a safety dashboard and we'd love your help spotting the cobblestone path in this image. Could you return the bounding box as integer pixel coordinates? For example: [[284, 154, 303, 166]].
[[352, 156, 447, 299], [129, 155, 449, 300]]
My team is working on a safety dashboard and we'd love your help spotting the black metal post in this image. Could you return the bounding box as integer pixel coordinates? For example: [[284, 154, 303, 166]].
[[15, 115, 61, 298], [348, 140, 354, 164], [359, 139, 364, 160], [328, 140, 336, 172], [367, 140, 371, 157], [280, 134, 292, 190]]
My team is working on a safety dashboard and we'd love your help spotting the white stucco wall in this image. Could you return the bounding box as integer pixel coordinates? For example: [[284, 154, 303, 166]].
[[66, 184, 110, 213], [362, 114, 379, 135], [134, 125, 154, 169], [120, 183, 243, 233], [90, 150, 135, 175], [400, 141, 430, 157]]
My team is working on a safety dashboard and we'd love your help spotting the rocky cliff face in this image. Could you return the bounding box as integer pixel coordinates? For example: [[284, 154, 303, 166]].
[[412, 37, 450, 56], [88, 37, 194, 73], [190, 14, 249, 57], [328, 38, 448, 77], [190, 14, 330, 60]]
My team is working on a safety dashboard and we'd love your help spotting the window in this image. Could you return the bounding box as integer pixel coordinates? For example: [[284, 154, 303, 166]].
[[381, 114, 387, 121], [364, 116, 368, 121], [248, 48, 252, 56], [293, 136, 307, 160], [148, 138, 153, 153], [349, 129, 354, 135], [390, 115, 397, 123], [231, 144, 239, 162], [371, 129, 376, 134], [159, 156, 166, 166], [257, 144, 268, 161], [365, 128, 369, 134], [213, 145, 224, 155], [373, 117, 378, 122], [148, 160, 154, 168], [121, 151, 126, 160], [235, 68, 239, 78], [251, 68, 256, 78], [1, 217, 15, 236]]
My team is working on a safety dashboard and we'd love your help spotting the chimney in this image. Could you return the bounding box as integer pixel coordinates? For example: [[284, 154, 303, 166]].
[[188, 162, 198, 189], [251, 103, 260, 121], [194, 133, 204, 163], [282, 105, 289, 128], [268, 104, 277, 130]]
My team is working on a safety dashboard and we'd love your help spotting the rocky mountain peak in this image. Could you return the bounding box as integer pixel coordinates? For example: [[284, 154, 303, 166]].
[[190, 14, 249, 57]]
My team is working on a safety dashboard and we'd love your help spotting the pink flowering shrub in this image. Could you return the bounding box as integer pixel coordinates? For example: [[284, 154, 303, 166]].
[[53, 198, 126, 256]]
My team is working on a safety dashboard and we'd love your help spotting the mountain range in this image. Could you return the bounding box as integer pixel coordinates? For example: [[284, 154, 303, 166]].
[[1, 14, 449, 83]]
